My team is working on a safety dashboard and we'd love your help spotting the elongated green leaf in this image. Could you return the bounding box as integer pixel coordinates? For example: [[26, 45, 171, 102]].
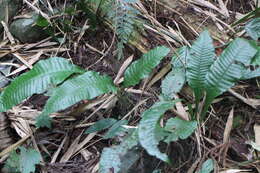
[[35, 114, 52, 128], [138, 101, 178, 162], [0, 57, 84, 112], [245, 18, 260, 40], [99, 130, 139, 173], [161, 70, 185, 99], [164, 117, 197, 143], [205, 38, 257, 99], [171, 46, 190, 67], [5, 147, 41, 173], [161, 47, 189, 98], [85, 118, 117, 134], [42, 71, 117, 116], [123, 46, 170, 87], [251, 48, 260, 65], [242, 68, 260, 80], [203, 38, 258, 117], [103, 119, 128, 139], [19, 147, 41, 173], [187, 30, 215, 101]]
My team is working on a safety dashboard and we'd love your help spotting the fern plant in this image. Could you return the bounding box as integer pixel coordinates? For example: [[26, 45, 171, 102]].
[[0, 46, 169, 128], [107, 0, 142, 59], [95, 31, 260, 172], [82, 0, 143, 59], [0, 46, 178, 172], [162, 30, 260, 118]]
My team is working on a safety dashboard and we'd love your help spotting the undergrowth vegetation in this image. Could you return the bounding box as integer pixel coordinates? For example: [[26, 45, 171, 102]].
[[77, 0, 143, 59], [1, 0, 260, 172], [0, 29, 259, 172]]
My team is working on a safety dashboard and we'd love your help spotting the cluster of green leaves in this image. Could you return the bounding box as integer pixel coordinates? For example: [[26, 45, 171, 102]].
[[85, 118, 129, 139], [0, 44, 197, 172], [107, 0, 142, 59], [99, 101, 198, 173], [99, 30, 260, 172], [37, 0, 143, 58], [245, 18, 260, 40], [5, 147, 41, 173], [1, 29, 258, 172], [0, 46, 169, 128], [162, 30, 260, 117], [84, 0, 143, 59]]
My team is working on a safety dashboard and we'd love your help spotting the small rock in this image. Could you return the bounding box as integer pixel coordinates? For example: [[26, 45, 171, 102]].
[[0, 0, 22, 32], [10, 13, 49, 43]]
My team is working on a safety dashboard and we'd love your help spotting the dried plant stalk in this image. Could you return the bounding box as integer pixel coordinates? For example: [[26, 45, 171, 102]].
[[0, 112, 14, 151]]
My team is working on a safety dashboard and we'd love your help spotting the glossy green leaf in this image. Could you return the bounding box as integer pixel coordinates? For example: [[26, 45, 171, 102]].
[[251, 48, 260, 65], [103, 119, 128, 139], [123, 46, 170, 87], [205, 38, 257, 99], [99, 130, 139, 173], [36, 15, 49, 27], [35, 114, 52, 128], [203, 38, 257, 117], [187, 30, 215, 102], [161, 70, 185, 99], [242, 68, 260, 80], [138, 101, 178, 162], [5, 147, 41, 173], [0, 57, 84, 112], [161, 47, 188, 98], [19, 147, 41, 173], [42, 71, 117, 116], [171, 46, 190, 67], [164, 117, 197, 143], [4, 150, 20, 173], [85, 118, 117, 134], [198, 159, 214, 173], [245, 18, 260, 40]]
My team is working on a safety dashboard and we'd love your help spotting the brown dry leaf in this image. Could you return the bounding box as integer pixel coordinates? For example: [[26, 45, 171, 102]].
[[191, 0, 228, 17], [59, 133, 83, 163], [147, 63, 171, 88], [173, 94, 189, 121], [228, 89, 260, 109], [7, 51, 42, 77], [0, 135, 31, 158], [114, 55, 133, 85], [217, 0, 229, 17], [254, 124, 260, 149], [223, 108, 234, 144]]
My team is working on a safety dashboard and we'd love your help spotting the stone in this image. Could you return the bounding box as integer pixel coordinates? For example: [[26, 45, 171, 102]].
[[10, 13, 49, 43], [0, 0, 22, 32]]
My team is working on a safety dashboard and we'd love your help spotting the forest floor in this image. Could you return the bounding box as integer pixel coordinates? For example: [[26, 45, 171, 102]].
[[0, 0, 259, 173]]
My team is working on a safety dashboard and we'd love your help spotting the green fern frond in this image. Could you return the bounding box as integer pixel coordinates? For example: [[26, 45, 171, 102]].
[[202, 38, 258, 116], [187, 30, 215, 103], [161, 46, 189, 99], [138, 101, 179, 162], [99, 130, 139, 173], [108, 0, 142, 58], [123, 46, 170, 87], [0, 58, 84, 112], [41, 71, 117, 116], [205, 38, 257, 99]]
